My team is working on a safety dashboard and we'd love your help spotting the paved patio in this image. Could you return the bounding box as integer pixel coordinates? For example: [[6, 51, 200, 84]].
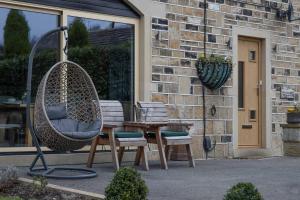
[[20, 157, 300, 200]]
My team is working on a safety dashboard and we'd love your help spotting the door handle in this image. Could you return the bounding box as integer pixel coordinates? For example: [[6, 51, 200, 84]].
[[256, 80, 262, 96]]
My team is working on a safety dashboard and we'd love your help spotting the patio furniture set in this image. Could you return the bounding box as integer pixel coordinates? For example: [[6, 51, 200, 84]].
[[87, 100, 195, 171], [23, 27, 195, 178]]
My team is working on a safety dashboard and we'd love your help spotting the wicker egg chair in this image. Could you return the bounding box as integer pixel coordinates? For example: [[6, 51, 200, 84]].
[[34, 60, 102, 152], [26, 27, 102, 179]]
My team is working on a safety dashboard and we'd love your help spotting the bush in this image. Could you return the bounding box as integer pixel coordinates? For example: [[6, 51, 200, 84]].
[[224, 182, 263, 200], [0, 197, 22, 200], [105, 167, 148, 200], [32, 176, 48, 195], [0, 167, 18, 191], [0, 45, 131, 102], [0, 196, 22, 200]]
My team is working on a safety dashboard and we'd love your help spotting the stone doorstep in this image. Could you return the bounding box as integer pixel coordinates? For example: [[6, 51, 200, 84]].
[[18, 177, 105, 200]]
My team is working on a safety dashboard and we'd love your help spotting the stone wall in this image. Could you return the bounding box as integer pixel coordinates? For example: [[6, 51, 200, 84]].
[[150, 0, 300, 158]]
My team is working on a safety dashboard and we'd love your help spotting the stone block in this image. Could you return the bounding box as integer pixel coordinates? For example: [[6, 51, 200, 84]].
[[152, 93, 168, 104], [179, 76, 192, 94]]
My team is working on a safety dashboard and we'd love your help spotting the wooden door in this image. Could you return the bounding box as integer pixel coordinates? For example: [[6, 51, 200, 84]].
[[238, 37, 261, 148]]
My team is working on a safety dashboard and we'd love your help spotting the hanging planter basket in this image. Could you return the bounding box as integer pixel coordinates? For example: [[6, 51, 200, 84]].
[[195, 55, 233, 90]]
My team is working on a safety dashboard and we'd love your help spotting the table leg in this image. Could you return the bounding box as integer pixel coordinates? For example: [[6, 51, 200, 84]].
[[155, 127, 168, 170]]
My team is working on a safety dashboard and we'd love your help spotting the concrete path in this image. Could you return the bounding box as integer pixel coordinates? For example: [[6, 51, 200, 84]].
[[20, 157, 300, 200]]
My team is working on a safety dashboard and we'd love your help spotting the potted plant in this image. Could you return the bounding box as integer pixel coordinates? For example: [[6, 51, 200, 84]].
[[224, 182, 264, 200], [195, 54, 232, 90], [287, 103, 300, 124]]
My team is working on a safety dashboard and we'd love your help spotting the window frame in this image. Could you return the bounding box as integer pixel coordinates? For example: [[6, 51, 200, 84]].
[[0, 0, 140, 153]]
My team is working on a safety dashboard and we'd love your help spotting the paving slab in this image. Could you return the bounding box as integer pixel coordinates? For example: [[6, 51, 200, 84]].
[[18, 157, 300, 200]]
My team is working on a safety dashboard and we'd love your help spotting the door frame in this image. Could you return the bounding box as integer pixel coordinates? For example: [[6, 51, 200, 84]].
[[232, 26, 272, 157]]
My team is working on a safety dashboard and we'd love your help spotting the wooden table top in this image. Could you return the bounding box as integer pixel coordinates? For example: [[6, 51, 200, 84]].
[[123, 121, 168, 128]]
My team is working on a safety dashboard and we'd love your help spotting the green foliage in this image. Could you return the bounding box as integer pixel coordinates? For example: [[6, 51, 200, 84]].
[[0, 46, 131, 101], [32, 176, 48, 195], [68, 46, 109, 99], [105, 167, 148, 200], [4, 10, 30, 58], [0, 50, 57, 100], [0, 196, 22, 200], [197, 53, 232, 65], [68, 18, 89, 48], [224, 182, 263, 200]]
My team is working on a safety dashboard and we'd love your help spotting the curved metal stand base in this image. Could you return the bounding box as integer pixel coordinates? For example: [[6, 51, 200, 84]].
[[28, 167, 97, 179]]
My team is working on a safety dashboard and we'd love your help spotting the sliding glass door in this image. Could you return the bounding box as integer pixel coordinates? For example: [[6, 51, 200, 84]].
[[0, 2, 138, 151]]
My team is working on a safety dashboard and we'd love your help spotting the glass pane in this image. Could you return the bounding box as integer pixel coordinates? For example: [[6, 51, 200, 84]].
[[0, 7, 59, 147], [67, 16, 135, 120], [248, 50, 256, 62], [238, 61, 244, 109]]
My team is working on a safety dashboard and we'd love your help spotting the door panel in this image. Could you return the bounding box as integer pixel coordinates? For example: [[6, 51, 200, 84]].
[[238, 38, 261, 148]]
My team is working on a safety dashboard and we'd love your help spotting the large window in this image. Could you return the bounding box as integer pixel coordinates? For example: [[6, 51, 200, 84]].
[[0, 7, 59, 147], [0, 3, 137, 150], [67, 16, 135, 120]]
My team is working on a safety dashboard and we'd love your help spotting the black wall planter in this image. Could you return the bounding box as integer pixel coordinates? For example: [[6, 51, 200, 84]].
[[196, 60, 232, 90]]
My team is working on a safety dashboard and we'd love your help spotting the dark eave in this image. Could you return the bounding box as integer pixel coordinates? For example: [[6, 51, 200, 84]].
[[14, 0, 140, 18]]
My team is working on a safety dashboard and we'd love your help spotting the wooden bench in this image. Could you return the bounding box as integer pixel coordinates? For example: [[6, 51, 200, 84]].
[[137, 101, 195, 169], [87, 100, 149, 170]]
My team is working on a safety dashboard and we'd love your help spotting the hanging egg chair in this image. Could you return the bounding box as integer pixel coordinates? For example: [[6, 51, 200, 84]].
[[26, 27, 102, 179], [34, 60, 102, 152]]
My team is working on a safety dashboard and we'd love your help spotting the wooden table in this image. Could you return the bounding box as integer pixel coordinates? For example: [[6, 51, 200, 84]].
[[123, 121, 169, 169]]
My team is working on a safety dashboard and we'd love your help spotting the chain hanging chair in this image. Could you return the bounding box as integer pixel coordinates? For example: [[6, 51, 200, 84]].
[[26, 27, 102, 179]]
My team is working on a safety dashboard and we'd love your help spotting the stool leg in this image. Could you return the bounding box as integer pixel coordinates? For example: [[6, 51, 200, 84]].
[[141, 146, 149, 171], [87, 137, 99, 168], [134, 147, 142, 166], [118, 146, 125, 165], [165, 145, 170, 161], [186, 144, 195, 168]]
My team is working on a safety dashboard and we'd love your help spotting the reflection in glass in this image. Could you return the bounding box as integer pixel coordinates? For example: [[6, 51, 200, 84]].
[[67, 16, 135, 120], [0, 7, 59, 147]]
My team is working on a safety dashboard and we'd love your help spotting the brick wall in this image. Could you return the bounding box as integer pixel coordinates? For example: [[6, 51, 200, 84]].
[[150, 0, 300, 158]]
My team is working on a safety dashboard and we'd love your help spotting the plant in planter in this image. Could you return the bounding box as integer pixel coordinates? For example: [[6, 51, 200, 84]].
[[195, 54, 233, 90], [224, 182, 263, 200], [32, 176, 48, 196], [287, 103, 300, 124], [105, 167, 148, 200]]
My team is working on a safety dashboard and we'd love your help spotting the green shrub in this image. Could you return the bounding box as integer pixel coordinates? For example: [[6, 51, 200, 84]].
[[32, 176, 48, 195], [0, 46, 131, 102], [0, 196, 22, 200], [224, 182, 263, 200], [105, 167, 148, 200]]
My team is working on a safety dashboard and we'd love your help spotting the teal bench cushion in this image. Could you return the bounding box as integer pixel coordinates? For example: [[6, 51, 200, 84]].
[[147, 130, 189, 138], [100, 131, 143, 138]]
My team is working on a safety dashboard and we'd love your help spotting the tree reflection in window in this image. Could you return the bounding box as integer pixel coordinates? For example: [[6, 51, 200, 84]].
[[0, 7, 59, 147], [68, 16, 135, 120]]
